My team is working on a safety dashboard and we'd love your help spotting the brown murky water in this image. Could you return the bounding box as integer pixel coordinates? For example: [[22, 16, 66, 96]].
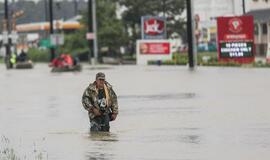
[[1, 64, 270, 160]]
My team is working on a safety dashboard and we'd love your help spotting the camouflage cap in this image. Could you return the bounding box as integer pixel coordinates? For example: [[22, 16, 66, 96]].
[[96, 72, 105, 80]]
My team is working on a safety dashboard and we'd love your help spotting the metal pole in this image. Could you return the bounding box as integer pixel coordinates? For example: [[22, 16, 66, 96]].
[[88, 0, 94, 64], [74, 0, 78, 16], [162, 0, 166, 17], [4, 0, 11, 69], [44, 0, 48, 21], [242, 0, 246, 14], [49, 0, 55, 61], [92, 0, 98, 64], [186, 0, 196, 69]]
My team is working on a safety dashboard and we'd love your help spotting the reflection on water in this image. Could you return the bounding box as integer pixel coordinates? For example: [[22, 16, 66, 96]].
[[88, 132, 118, 142], [119, 92, 196, 100], [242, 123, 270, 148], [86, 132, 118, 160], [86, 152, 113, 160], [180, 135, 201, 144]]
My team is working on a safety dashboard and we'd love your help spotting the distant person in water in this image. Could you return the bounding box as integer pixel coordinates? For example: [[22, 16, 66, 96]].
[[82, 72, 119, 132], [17, 50, 28, 62]]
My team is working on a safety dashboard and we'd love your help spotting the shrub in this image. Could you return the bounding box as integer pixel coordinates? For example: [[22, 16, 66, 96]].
[[28, 48, 50, 62]]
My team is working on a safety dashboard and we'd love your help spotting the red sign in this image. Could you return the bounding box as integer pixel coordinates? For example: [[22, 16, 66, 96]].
[[144, 18, 165, 35], [217, 16, 254, 63], [142, 16, 166, 39], [139, 42, 170, 55]]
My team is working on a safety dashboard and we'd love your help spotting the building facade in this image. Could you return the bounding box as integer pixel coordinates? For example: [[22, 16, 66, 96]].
[[193, 0, 243, 51], [246, 0, 270, 56], [194, 0, 270, 56], [246, 0, 270, 11]]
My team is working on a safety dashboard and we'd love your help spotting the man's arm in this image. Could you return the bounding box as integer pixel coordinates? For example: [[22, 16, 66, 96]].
[[82, 87, 102, 116], [110, 89, 119, 120], [82, 87, 93, 111]]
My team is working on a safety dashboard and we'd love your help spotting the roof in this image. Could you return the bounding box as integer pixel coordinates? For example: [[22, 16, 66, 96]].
[[245, 8, 270, 23], [16, 20, 81, 33]]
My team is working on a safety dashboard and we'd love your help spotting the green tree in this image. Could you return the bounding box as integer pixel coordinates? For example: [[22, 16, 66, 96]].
[[60, 28, 89, 56], [62, 0, 127, 60], [95, 0, 128, 57], [117, 0, 186, 54]]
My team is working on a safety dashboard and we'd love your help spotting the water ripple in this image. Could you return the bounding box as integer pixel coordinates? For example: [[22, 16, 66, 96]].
[[119, 93, 196, 100]]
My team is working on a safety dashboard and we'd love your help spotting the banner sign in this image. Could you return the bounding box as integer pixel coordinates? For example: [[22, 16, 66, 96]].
[[136, 40, 172, 65], [139, 42, 170, 55], [217, 16, 254, 63], [141, 16, 166, 39]]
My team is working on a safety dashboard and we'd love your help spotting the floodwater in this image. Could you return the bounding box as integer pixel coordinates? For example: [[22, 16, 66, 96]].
[[1, 63, 270, 160]]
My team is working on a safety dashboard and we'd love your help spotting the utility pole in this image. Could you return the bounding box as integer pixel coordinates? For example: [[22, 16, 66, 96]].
[[44, 0, 48, 21], [49, 0, 55, 61], [186, 0, 196, 69], [92, 0, 98, 64], [74, 0, 78, 16], [88, 0, 94, 64], [242, 0, 246, 14], [162, 0, 166, 17], [4, 0, 11, 69], [88, 0, 98, 65]]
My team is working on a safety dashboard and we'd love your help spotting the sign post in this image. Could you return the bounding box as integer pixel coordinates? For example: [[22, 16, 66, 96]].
[[138, 16, 170, 65]]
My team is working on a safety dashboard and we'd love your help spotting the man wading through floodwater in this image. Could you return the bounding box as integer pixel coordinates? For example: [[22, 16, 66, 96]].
[[82, 72, 119, 132]]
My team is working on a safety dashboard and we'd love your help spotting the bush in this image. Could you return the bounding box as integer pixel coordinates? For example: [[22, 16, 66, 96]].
[[147, 52, 270, 68], [28, 48, 50, 62]]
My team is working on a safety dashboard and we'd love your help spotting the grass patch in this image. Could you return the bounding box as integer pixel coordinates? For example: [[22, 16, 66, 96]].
[[0, 135, 48, 160], [148, 52, 270, 68]]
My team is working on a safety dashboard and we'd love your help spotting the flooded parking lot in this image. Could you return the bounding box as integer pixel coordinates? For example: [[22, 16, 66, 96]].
[[1, 64, 270, 160]]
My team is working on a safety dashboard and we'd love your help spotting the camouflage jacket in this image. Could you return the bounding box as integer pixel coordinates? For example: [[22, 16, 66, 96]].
[[82, 81, 119, 120]]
